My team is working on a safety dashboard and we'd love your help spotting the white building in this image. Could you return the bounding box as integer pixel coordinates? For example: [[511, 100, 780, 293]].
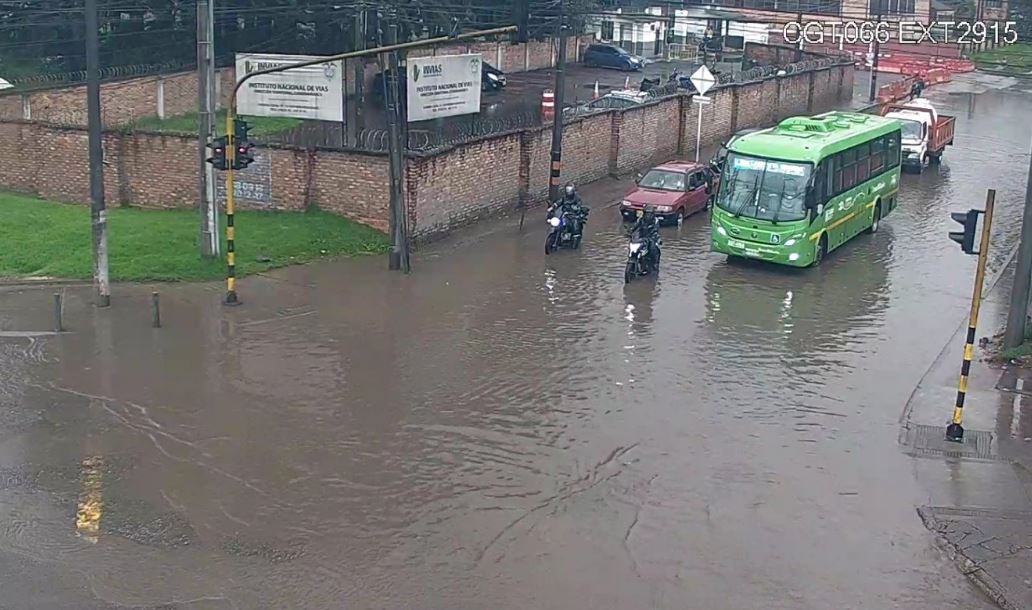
[[586, 6, 772, 57]]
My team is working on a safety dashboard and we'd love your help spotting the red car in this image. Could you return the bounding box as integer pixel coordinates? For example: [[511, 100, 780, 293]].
[[620, 161, 716, 226]]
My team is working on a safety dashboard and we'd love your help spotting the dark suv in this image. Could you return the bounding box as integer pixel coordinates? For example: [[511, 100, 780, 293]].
[[583, 44, 644, 71]]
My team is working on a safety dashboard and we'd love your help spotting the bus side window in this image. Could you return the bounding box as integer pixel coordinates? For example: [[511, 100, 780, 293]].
[[832, 153, 843, 195], [886, 132, 901, 168], [841, 148, 857, 189], [825, 157, 835, 199], [812, 162, 827, 205], [870, 136, 885, 174], [856, 142, 871, 182]]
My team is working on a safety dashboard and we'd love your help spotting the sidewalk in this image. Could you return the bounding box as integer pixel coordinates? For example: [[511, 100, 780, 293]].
[[901, 251, 1032, 610]]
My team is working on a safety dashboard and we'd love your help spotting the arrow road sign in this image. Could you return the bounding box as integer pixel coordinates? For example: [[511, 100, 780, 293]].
[[690, 65, 716, 96]]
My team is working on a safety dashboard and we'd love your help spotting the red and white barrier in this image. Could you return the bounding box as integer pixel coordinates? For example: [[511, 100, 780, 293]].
[[541, 89, 555, 121]]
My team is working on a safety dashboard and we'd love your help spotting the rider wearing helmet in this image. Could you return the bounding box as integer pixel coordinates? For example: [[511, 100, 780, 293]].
[[630, 205, 661, 266], [553, 183, 589, 237]]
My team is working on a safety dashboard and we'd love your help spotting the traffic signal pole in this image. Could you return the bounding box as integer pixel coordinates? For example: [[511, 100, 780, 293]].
[[946, 189, 995, 443], [217, 25, 518, 305]]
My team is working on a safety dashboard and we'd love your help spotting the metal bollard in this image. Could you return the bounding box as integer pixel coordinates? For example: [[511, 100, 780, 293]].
[[151, 292, 161, 328], [53, 293, 63, 332]]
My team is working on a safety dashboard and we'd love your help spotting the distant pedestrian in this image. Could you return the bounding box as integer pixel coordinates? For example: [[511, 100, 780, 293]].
[[909, 78, 925, 101]]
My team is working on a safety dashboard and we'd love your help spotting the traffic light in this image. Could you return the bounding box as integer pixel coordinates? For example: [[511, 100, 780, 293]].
[[949, 209, 981, 255], [207, 135, 229, 170], [232, 119, 255, 170]]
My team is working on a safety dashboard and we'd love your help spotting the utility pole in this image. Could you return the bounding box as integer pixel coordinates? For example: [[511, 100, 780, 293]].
[[548, 0, 568, 203], [350, 8, 366, 148], [85, 0, 110, 307], [198, 0, 219, 258], [383, 19, 410, 272], [868, 9, 881, 102], [1003, 141, 1032, 348]]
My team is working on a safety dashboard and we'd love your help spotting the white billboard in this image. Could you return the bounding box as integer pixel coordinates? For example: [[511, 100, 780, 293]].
[[405, 53, 482, 122], [235, 53, 343, 122]]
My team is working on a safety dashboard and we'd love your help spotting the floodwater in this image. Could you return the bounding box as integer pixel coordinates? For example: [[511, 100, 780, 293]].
[[1, 76, 1030, 609]]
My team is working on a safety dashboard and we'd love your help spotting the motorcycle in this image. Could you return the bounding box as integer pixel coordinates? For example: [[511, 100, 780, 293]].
[[624, 229, 660, 283], [545, 204, 587, 254]]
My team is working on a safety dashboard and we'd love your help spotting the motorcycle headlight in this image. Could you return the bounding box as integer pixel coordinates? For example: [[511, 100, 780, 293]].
[[548, 217, 561, 227], [628, 243, 642, 253]]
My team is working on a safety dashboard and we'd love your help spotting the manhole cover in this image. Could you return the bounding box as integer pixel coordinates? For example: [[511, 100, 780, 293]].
[[902, 424, 1005, 461]]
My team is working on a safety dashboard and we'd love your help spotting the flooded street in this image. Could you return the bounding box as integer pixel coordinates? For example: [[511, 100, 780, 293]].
[[2, 77, 1031, 609]]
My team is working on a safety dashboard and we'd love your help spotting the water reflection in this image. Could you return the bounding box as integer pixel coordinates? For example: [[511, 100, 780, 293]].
[[75, 456, 103, 543]]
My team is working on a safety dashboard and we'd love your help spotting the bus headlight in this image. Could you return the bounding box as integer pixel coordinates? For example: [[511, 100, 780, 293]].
[[784, 238, 796, 246], [788, 253, 800, 261], [716, 226, 727, 236]]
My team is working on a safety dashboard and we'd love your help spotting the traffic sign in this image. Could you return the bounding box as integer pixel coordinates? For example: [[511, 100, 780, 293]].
[[690, 65, 716, 96]]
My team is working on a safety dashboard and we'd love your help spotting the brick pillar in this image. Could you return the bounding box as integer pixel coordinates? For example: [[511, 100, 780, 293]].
[[728, 87, 740, 135], [609, 111, 623, 177], [518, 130, 532, 209], [156, 77, 165, 120], [806, 70, 815, 113]]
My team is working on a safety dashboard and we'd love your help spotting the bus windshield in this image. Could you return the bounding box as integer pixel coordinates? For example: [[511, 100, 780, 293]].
[[716, 153, 811, 223]]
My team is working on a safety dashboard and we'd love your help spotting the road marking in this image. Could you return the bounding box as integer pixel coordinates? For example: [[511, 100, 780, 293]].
[[1012, 378, 1023, 438]]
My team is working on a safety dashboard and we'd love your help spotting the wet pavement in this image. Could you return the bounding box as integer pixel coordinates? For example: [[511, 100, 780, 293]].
[[2, 73, 1031, 609]]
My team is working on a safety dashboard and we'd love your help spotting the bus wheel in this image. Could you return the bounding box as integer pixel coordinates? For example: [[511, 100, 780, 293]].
[[867, 202, 881, 234], [811, 234, 827, 267]]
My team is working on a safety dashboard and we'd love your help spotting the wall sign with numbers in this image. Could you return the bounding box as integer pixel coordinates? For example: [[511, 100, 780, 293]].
[[216, 150, 273, 207]]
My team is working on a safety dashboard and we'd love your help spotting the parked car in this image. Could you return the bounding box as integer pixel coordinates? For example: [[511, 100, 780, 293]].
[[620, 161, 716, 226], [563, 90, 650, 119], [371, 61, 507, 106], [583, 44, 645, 71]]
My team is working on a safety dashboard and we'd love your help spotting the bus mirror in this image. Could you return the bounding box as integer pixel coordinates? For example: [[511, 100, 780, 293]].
[[816, 204, 824, 216]]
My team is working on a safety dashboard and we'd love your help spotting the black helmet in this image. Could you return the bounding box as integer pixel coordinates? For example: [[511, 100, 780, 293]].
[[564, 183, 576, 197], [643, 205, 656, 216]]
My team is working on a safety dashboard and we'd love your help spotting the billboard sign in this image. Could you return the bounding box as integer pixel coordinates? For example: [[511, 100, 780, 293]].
[[405, 53, 482, 122], [236, 53, 343, 122]]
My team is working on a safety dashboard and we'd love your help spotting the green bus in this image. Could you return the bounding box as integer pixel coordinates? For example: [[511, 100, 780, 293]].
[[710, 111, 902, 267]]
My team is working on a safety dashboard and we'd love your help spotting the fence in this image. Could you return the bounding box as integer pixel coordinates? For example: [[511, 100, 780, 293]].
[[255, 109, 544, 153]]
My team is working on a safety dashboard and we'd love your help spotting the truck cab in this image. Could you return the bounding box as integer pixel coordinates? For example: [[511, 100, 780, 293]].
[[881, 99, 954, 173]]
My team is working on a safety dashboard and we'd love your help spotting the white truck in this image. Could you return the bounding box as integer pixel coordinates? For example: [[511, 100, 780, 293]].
[[881, 98, 956, 173]]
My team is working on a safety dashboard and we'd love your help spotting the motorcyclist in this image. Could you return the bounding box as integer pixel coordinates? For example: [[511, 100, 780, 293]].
[[629, 205, 661, 265], [550, 183, 589, 237]]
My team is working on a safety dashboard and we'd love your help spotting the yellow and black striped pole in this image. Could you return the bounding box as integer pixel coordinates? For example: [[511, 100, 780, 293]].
[[224, 108, 240, 306], [946, 189, 995, 442]]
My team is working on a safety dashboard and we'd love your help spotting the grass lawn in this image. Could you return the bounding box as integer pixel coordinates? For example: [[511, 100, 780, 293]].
[[0, 192, 388, 282], [132, 109, 302, 136], [972, 44, 1032, 75]]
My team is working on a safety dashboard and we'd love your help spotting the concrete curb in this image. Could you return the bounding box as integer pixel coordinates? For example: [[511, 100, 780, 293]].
[[0, 278, 92, 289], [916, 507, 1022, 610]]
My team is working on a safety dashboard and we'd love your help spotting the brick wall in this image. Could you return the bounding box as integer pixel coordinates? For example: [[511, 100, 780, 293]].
[[0, 119, 389, 229], [0, 68, 235, 126], [744, 42, 831, 65]]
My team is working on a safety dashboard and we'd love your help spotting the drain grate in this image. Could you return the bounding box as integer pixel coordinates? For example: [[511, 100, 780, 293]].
[[902, 424, 1005, 461]]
